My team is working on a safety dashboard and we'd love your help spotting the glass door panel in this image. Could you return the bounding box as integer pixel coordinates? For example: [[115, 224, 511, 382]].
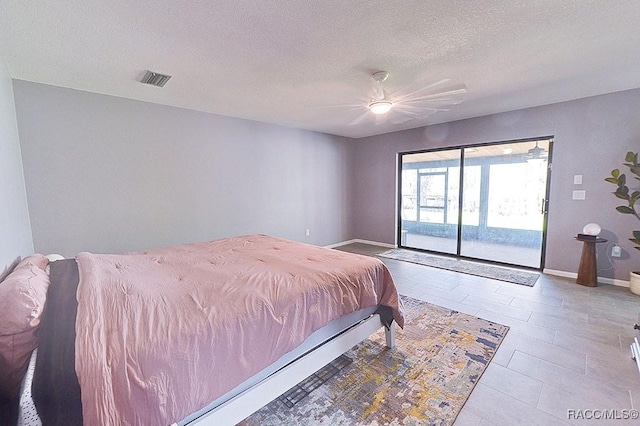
[[419, 173, 446, 223], [400, 150, 461, 254], [458, 165, 481, 227], [459, 141, 549, 268]]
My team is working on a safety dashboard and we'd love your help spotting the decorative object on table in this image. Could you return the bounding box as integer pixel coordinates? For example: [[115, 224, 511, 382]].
[[240, 296, 509, 426], [604, 151, 640, 294], [581, 222, 602, 236]]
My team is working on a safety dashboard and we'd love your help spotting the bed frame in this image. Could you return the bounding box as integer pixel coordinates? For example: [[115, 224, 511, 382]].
[[181, 313, 396, 425]]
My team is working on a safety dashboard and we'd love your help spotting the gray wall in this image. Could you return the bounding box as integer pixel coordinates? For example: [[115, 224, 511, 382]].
[[350, 89, 640, 281], [14, 81, 352, 256], [11, 79, 640, 280], [0, 61, 33, 278]]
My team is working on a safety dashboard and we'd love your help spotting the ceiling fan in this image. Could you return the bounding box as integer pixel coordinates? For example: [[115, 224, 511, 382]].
[[350, 71, 467, 125]]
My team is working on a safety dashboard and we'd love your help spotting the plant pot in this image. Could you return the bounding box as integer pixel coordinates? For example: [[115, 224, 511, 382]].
[[630, 271, 640, 295]]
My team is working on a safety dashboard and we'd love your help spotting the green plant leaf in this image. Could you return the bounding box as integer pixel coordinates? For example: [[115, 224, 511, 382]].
[[608, 153, 640, 249], [614, 186, 630, 198], [617, 206, 635, 214], [614, 193, 630, 201], [619, 174, 626, 186]]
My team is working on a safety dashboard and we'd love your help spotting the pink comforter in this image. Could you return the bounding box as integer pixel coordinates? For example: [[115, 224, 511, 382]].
[[74, 235, 404, 425]]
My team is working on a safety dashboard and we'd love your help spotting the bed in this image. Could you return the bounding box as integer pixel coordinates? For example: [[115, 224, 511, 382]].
[[7, 234, 404, 425]]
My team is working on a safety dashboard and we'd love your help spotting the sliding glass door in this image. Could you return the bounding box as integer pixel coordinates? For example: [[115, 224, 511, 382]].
[[398, 138, 552, 269], [400, 150, 461, 254]]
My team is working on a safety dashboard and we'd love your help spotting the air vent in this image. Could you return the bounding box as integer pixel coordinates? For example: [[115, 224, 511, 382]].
[[140, 70, 172, 87]]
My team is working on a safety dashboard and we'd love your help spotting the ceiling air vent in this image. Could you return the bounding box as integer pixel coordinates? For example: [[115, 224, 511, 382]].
[[140, 70, 172, 87]]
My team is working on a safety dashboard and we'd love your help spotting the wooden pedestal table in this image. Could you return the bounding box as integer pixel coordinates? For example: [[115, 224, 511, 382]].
[[575, 236, 607, 287]]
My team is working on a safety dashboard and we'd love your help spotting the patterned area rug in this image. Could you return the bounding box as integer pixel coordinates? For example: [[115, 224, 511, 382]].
[[239, 296, 509, 426], [378, 248, 539, 287]]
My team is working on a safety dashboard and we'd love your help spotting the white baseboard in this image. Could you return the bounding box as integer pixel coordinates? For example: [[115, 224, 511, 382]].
[[542, 269, 576, 279], [325, 239, 396, 249], [543, 269, 630, 288]]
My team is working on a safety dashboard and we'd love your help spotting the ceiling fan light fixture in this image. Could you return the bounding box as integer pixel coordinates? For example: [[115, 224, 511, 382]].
[[369, 100, 393, 115]]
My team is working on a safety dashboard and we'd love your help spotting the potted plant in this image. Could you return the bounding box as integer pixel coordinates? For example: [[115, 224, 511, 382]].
[[605, 151, 640, 293]]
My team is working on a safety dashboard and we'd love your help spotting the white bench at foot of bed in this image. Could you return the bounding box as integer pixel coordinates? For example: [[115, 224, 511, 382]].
[[181, 313, 394, 426]]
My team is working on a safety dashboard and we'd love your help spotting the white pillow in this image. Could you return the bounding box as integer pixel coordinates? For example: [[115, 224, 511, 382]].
[[45, 254, 65, 262]]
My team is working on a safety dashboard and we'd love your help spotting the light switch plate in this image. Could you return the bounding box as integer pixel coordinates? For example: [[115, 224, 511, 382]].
[[574, 175, 583, 184]]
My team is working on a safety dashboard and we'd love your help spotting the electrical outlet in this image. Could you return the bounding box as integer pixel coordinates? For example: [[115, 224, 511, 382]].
[[612, 245, 621, 257], [305, 229, 310, 237]]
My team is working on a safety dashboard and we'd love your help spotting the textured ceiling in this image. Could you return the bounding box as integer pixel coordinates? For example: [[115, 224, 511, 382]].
[[1, 1, 640, 139]]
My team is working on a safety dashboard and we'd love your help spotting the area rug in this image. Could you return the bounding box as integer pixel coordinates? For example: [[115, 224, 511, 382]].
[[378, 248, 539, 287], [239, 296, 509, 426]]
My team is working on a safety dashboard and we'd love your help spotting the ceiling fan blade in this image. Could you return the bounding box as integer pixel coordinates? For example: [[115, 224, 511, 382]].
[[397, 108, 424, 116], [397, 88, 467, 103], [392, 79, 460, 97], [397, 103, 452, 112], [319, 96, 370, 110], [390, 115, 414, 125], [401, 79, 452, 95], [400, 100, 459, 109], [391, 108, 440, 122], [400, 96, 465, 109], [349, 110, 372, 125], [413, 88, 467, 99]]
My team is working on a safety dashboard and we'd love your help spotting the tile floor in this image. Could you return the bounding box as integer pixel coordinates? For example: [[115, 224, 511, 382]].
[[336, 243, 640, 425]]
